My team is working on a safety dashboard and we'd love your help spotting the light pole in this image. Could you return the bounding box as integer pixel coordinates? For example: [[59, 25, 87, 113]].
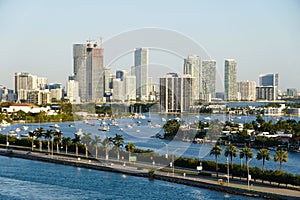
[[171, 148, 180, 177], [161, 142, 168, 159]]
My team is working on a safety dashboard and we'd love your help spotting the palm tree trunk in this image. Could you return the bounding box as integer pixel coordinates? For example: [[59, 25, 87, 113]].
[[39, 139, 42, 151], [47, 140, 50, 152], [31, 140, 34, 151], [117, 148, 120, 160], [56, 143, 59, 153], [262, 158, 265, 172], [216, 155, 218, 178], [65, 145, 68, 154], [105, 146, 109, 160], [95, 146, 98, 158], [76, 144, 78, 156], [85, 146, 88, 158], [280, 161, 282, 173]]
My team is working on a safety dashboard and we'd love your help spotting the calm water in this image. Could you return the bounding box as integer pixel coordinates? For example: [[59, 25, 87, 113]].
[[1, 113, 299, 174], [0, 156, 260, 200]]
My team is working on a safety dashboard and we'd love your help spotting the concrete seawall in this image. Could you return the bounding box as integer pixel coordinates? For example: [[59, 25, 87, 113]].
[[0, 150, 299, 200]]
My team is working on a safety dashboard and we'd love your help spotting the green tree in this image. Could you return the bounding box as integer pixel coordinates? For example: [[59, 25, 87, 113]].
[[224, 144, 238, 176], [209, 145, 222, 178], [102, 137, 112, 160], [256, 148, 270, 172], [35, 127, 45, 152], [274, 149, 288, 173], [91, 135, 101, 158], [125, 142, 135, 158], [240, 147, 253, 183], [72, 134, 81, 156], [112, 134, 124, 160], [44, 129, 54, 153], [61, 137, 72, 154], [81, 133, 91, 158], [54, 129, 63, 153], [162, 119, 180, 139]]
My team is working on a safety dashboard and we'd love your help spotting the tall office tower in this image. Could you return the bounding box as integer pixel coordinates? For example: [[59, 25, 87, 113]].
[[14, 72, 38, 102], [66, 78, 80, 103], [73, 40, 104, 102], [202, 60, 216, 101], [112, 78, 124, 102], [237, 80, 256, 101], [287, 88, 298, 97], [159, 73, 194, 113], [37, 77, 48, 90], [183, 55, 200, 101], [134, 48, 148, 101], [224, 59, 237, 101], [125, 75, 136, 101], [103, 67, 112, 96], [256, 86, 276, 101], [116, 70, 127, 81]]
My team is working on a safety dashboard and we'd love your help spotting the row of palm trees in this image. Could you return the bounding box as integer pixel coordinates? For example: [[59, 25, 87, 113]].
[[28, 128, 126, 161], [210, 145, 288, 179]]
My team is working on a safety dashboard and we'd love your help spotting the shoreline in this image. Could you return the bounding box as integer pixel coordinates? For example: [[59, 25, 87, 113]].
[[0, 148, 299, 200]]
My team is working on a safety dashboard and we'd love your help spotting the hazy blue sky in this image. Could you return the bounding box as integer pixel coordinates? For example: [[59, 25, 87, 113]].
[[0, 0, 299, 91]]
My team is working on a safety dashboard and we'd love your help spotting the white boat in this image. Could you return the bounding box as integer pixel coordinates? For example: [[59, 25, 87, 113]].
[[126, 124, 133, 129], [99, 125, 110, 131], [9, 130, 17, 136], [15, 128, 21, 133], [136, 129, 140, 133], [75, 128, 83, 136], [204, 117, 211, 120], [20, 133, 29, 138], [161, 118, 166, 122], [0, 120, 11, 127], [22, 126, 29, 131], [50, 124, 60, 128]]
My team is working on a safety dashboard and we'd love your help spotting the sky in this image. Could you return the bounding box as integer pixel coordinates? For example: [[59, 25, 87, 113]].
[[0, 0, 299, 91]]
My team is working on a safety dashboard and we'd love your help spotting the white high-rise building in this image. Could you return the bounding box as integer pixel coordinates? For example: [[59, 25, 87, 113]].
[[134, 48, 148, 101], [159, 73, 194, 113], [125, 76, 136, 101], [112, 78, 124, 102], [237, 80, 256, 101], [67, 79, 80, 103], [183, 55, 200, 101], [202, 60, 216, 102], [224, 59, 237, 101]]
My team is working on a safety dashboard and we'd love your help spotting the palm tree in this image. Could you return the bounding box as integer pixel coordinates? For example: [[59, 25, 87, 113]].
[[72, 134, 81, 156], [224, 144, 238, 169], [81, 133, 91, 158], [35, 127, 45, 152], [91, 135, 101, 158], [112, 134, 124, 160], [240, 147, 253, 183], [44, 129, 54, 153], [274, 149, 288, 173], [102, 137, 112, 160], [61, 137, 72, 154], [209, 145, 222, 178], [125, 142, 135, 158], [54, 129, 63, 153], [28, 131, 36, 151], [256, 148, 270, 172]]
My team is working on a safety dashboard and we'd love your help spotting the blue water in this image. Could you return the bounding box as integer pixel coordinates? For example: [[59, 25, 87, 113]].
[[0, 156, 260, 199], [1, 113, 299, 175]]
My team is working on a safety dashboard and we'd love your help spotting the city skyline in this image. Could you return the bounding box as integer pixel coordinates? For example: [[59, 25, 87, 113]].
[[0, 1, 299, 91]]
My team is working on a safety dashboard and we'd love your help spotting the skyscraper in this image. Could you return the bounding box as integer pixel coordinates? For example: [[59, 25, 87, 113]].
[[259, 73, 278, 87], [257, 73, 279, 100], [237, 80, 256, 101], [202, 60, 216, 101], [134, 48, 148, 101], [159, 73, 194, 113], [183, 55, 200, 101], [73, 41, 104, 102], [224, 59, 237, 101]]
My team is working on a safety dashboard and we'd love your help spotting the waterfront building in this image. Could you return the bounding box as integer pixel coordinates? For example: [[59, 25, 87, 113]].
[[66, 78, 80, 103], [125, 75, 136, 101], [202, 60, 216, 102], [287, 88, 298, 98], [0, 85, 15, 102], [159, 73, 194, 113], [258, 73, 279, 100], [27, 90, 51, 105], [256, 86, 276, 101], [134, 48, 148, 101], [183, 55, 200, 101], [286, 107, 300, 116], [224, 59, 237, 101], [73, 40, 104, 102], [112, 78, 124, 102], [237, 80, 256, 101]]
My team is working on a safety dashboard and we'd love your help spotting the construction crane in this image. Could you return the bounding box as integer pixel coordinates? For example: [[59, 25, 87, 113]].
[[99, 36, 103, 48]]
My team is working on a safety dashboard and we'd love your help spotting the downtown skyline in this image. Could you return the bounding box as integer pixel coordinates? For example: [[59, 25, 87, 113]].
[[0, 0, 299, 91]]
